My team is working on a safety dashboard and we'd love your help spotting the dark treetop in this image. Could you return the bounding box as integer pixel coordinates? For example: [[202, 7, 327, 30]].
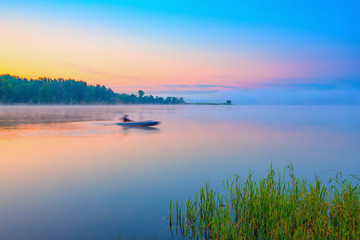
[[0, 75, 185, 104]]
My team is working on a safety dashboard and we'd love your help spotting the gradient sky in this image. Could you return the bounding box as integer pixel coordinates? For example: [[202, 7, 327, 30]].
[[1, 0, 360, 103]]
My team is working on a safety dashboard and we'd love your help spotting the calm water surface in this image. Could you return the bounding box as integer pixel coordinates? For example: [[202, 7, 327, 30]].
[[0, 105, 359, 239]]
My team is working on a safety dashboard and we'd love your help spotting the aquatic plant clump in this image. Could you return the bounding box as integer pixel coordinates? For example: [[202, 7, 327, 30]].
[[169, 164, 360, 239]]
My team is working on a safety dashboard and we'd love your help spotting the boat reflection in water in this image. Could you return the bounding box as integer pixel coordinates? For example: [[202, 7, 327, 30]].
[[120, 125, 160, 131]]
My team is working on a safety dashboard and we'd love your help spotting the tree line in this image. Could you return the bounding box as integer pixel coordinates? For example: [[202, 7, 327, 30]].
[[0, 75, 185, 104]]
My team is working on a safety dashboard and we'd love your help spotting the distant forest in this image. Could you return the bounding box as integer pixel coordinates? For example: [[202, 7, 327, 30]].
[[0, 75, 185, 104]]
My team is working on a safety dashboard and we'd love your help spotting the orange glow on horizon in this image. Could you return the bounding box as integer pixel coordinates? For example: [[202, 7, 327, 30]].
[[0, 16, 330, 91]]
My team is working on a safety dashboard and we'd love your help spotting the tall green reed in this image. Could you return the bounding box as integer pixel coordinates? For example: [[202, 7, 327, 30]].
[[169, 164, 360, 239]]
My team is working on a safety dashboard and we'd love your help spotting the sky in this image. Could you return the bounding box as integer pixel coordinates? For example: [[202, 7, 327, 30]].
[[1, 0, 360, 104]]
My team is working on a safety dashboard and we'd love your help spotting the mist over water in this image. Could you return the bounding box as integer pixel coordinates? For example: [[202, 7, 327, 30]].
[[0, 105, 359, 239]]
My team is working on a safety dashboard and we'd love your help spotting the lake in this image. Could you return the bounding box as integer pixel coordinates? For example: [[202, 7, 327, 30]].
[[0, 105, 359, 239]]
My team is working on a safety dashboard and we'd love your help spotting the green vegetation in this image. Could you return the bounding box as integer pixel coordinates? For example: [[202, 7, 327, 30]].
[[170, 164, 360, 239], [192, 100, 232, 105], [0, 75, 185, 104]]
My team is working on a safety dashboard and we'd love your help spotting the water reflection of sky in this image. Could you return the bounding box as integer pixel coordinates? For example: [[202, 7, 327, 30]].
[[0, 105, 359, 239]]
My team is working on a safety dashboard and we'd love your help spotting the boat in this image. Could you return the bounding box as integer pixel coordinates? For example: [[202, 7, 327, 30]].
[[116, 120, 160, 127]]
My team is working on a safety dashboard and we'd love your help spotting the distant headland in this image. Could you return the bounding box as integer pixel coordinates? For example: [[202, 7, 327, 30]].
[[190, 100, 232, 105], [0, 74, 231, 105]]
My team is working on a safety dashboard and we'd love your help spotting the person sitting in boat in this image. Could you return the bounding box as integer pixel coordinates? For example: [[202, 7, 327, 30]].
[[122, 115, 132, 122]]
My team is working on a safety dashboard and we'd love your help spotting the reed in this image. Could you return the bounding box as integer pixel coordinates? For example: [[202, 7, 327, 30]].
[[169, 164, 360, 239]]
